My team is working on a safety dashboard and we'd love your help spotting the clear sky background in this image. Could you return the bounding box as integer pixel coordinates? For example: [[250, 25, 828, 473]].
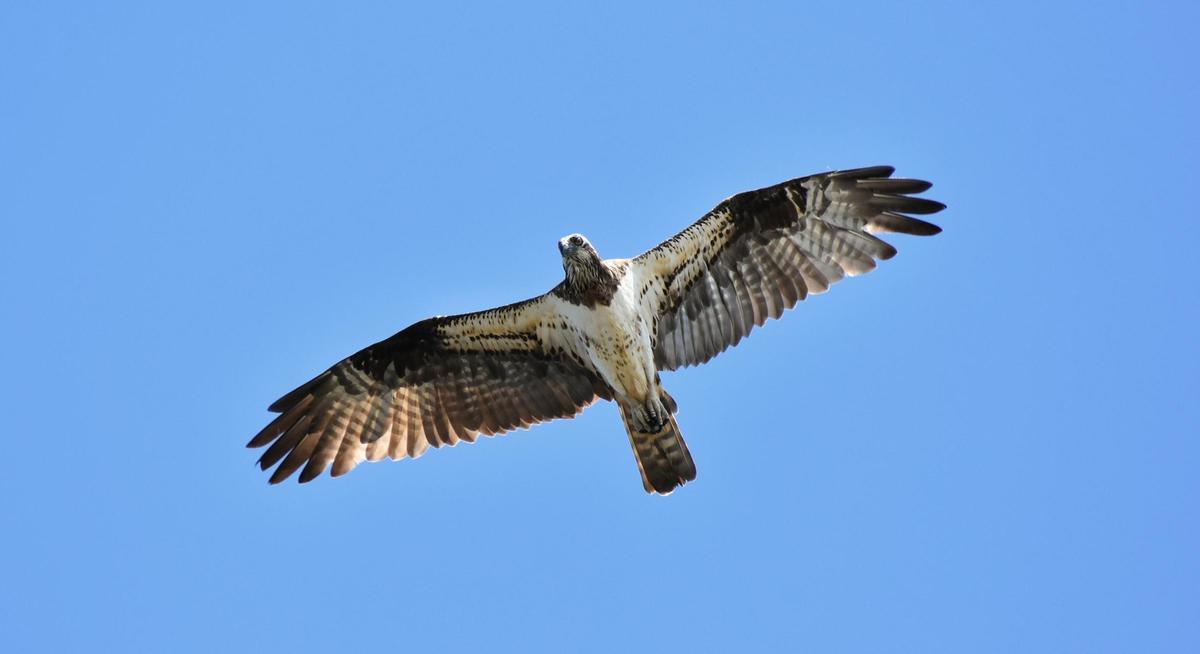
[[2, 1, 1197, 652]]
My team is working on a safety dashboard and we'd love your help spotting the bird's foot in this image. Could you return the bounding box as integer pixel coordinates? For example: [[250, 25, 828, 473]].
[[630, 399, 668, 433]]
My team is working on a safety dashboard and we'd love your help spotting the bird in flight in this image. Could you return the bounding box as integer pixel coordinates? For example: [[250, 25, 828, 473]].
[[248, 166, 945, 494]]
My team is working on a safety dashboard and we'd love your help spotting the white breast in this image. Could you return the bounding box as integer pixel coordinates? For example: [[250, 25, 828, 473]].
[[543, 268, 658, 402]]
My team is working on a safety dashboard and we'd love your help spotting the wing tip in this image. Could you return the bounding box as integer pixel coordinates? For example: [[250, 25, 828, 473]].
[[920, 199, 948, 215], [267, 372, 331, 413], [830, 165, 895, 179]]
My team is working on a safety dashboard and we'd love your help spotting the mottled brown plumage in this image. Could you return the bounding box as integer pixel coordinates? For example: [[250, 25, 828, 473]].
[[633, 166, 943, 369], [552, 234, 626, 307]]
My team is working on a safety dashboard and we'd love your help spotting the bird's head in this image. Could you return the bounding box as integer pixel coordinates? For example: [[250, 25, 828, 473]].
[[558, 233, 598, 266]]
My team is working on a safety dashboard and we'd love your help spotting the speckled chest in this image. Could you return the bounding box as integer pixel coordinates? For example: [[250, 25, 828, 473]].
[[548, 270, 656, 397]]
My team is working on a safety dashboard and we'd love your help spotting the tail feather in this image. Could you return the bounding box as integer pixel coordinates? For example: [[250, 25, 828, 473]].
[[619, 407, 696, 495]]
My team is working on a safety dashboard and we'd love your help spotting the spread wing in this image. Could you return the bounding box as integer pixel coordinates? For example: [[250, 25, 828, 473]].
[[247, 295, 612, 484], [632, 166, 945, 370]]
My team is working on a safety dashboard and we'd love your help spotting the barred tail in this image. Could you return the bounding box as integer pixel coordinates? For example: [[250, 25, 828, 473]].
[[619, 407, 696, 495]]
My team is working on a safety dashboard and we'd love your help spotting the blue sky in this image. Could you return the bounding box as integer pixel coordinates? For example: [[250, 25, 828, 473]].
[[2, 1, 1197, 651]]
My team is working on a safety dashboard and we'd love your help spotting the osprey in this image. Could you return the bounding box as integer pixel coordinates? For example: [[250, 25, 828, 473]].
[[248, 166, 945, 494]]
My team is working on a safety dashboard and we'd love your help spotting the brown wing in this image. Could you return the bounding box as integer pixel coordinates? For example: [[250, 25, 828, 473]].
[[246, 295, 612, 484], [631, 166, 945, 370]]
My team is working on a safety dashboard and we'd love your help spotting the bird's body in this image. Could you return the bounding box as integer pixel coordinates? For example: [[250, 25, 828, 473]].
[[248, 166, 946, 493], [553, 264, 655, 411]]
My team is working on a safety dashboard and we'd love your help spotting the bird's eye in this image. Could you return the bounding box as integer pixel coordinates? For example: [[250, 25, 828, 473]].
[[569, 236, 583, 246]]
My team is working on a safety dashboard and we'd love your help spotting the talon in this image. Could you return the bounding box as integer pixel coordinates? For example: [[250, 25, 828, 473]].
[[638, 400, 667, 432]]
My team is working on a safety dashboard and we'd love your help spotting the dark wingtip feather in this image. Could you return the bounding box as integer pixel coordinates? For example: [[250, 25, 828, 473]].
[[247, 421, 279, 448], [256, 413, 314, 470], [868, 195, 946, 215], [268, 460, 300, 485], [297, 470, 319, 484], [246, 431, 274, 449], [267, 431, 323, 484], [247, 395, 314, 448], [857, 178, 933, 194], [871, 212, 943, 236], [297, 456, 329, 484], [915, 198, 947, 215], [267, 371, 331, 413], [830, 165, 895, 179]]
